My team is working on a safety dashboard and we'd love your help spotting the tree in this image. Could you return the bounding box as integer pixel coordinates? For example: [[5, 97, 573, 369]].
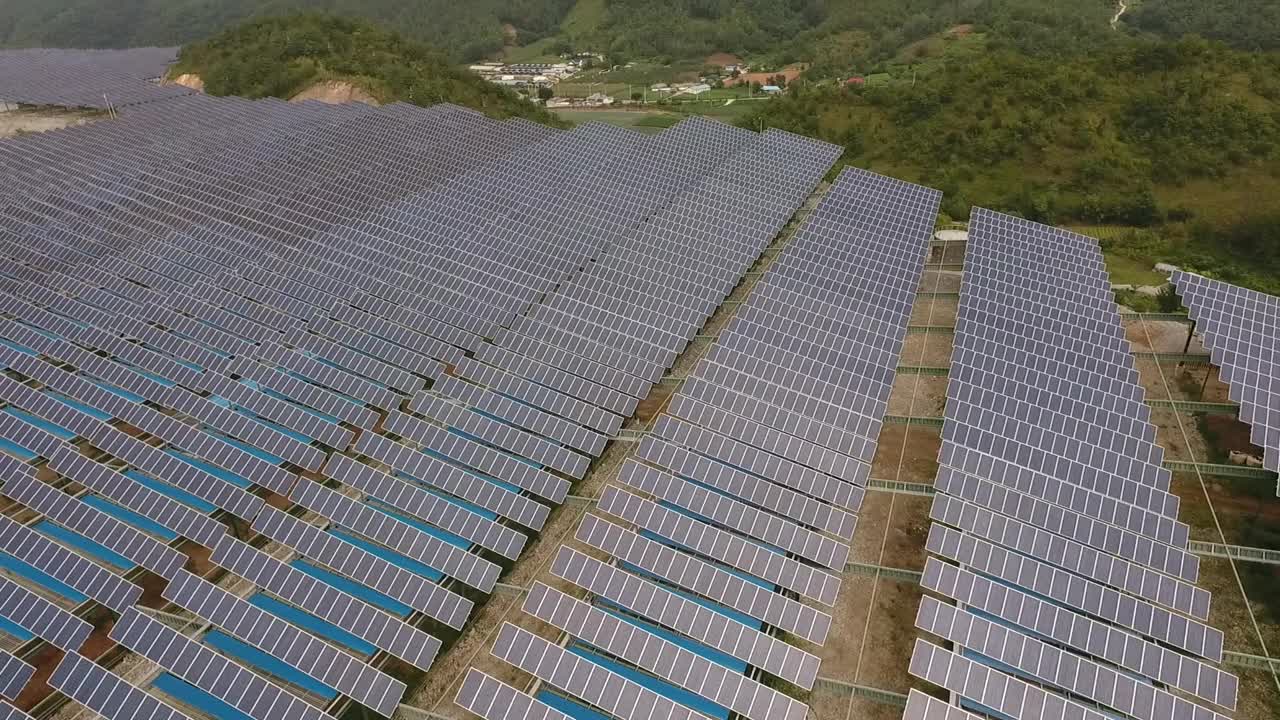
[[1157, 284, 1183, 313], [537, 86, 554, 101]]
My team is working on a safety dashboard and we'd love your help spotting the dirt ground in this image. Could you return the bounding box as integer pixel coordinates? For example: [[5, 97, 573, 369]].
[[887, 375, 948, 417], [290, 81, 379, 105], [0, 107, 102, 138], [909, 298, 957, 328], [869, 426, 941, 483], [898, 334, 954, 368]]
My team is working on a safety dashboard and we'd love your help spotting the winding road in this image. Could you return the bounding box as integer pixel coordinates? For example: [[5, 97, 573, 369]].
[[1111, 0, 1128, 29]]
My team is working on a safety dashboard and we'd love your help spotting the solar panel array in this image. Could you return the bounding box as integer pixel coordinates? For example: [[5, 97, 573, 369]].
[[468, 167, 942, 719], [0, 79, 846, 720], [0, 47, 187, 108], [1171, 271, 1280, 482], [907, 209, 1238, 720]]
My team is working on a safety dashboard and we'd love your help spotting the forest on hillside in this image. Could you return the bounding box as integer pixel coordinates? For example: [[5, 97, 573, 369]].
[[0, 0, 1273, 62], [741, 31, 1280, 292], [171, 14, 563, 125]]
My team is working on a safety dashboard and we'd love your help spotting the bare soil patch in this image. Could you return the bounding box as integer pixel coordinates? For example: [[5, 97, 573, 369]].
[[887, 375, 947, 417], [0, 107, 101, 138], [869, 426, 940, 483], [291, 80, 379, 105]]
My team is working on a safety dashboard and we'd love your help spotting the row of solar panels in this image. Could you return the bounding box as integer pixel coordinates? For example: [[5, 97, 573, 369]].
[[453, 167, 945, 719], [905, 210, 1238, 720], [0, 47, 186, 109], [0, 91, 844, 720], [1172, 271, 1280, 480]]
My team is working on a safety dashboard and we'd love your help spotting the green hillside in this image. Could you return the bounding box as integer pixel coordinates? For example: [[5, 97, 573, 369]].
[[171, 14, 564, 125], [0, 0, 576, 61], [2, 0, 1274, 62], [742, 31, 1280, 292], [1128, 0, 1280, 52]]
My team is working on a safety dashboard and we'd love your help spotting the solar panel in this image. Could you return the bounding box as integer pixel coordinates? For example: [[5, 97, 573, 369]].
[[0, 651, 35, 701], [48, 447, 226, 548], [549, 546, 819, 689], [902, 690, 985, 720], [0, 515, 142, 612], [909, 639, 1113, 720], [209, 535, 441, 670], [490, 623, 707, 720], [0, 701, 33, 720], [912, 208, 1234, 720], [634, 435, 857, 540], [524, 581, 805, 720], [353, 431, 549, 530], [252, 504, 473, 629], [409, 392, 590, 479], [596, 487, 841, 606], [1171, 271, 1280, 477], [617, 459, 848, 570], [0, 575, 92, 651], [162, 569, 407, 716], [920, 558, 1236, 709], [1, 471, 186, 577], [455, 669, 570, 720], [575, 513, 830, 644], [382, 410, 569, 502], [110, 609, 328, 720], [916, 596, 1229, 720], [319, 455, 525, 560], [49, 652, 194, 720], [283, 475, 498, 594]]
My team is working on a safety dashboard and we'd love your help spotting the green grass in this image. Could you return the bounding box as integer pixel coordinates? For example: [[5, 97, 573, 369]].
[[553, 109, 676, 134], [634, 114, 679, 128], [503, 36, 563, 63], [1103, 253, 1167, 287], [561, 0, 605, 39]]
